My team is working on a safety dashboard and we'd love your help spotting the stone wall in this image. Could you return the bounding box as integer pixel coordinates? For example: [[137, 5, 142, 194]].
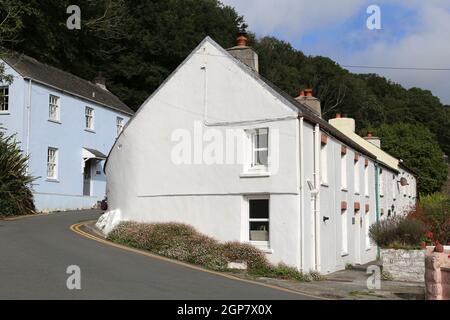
[[425, 250, 450, 300], [382, 249, 425, 282]]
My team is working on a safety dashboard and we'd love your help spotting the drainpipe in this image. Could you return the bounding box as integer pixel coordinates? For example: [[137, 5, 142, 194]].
[[25, 79, 32, 173], [299, 117, 305, 272], [375, 161, 381, 260], [313, 124, 321, 271]]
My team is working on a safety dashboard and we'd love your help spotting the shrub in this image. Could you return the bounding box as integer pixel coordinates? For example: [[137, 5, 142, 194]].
[[413, 193, 450, 245], [108, 222, 316, 282], [369, 216, 425, 249], [0, 129, 36, 217]]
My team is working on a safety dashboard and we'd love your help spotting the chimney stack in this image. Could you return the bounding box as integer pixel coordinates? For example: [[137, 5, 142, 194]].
[[364, 131, 381, 148], [295, 88, 322, 117], [226, 31, 259, 73], [94, 72, 107, 90], [328, 114, 356, 132]]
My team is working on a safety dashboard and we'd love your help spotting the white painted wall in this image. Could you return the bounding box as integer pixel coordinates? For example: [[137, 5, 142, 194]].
[[103, 37, 417, 275]]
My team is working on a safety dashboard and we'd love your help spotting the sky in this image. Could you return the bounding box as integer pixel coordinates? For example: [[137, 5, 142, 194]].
[[221, 0, 450, 105]]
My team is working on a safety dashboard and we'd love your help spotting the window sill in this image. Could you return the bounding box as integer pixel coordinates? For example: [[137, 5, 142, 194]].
[[46, 179, 60, 183], [341, 252, 349, 257], [355, 192, 360, 196], [48, 119, 61, 125], [0, 112, 10, 115], [246, 241, 273, 254], [341, 188, 348, 192], [321, 182, 329, 188], [85, 129, 96, 134], [240, 172, 271, 178]]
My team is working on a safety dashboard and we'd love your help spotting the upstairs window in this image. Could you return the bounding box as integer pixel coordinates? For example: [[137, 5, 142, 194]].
[[47, 147, 58, 180], [248, 128, 268, 170], [320, 135, 328, 184], [49, 95, 60, 121], [85, 107, 94, 131], [0, 86, 9, 112], [116, 117, 124, 137], [379, 168, 384, 197], [364, 160, 369, 196], [354, 154, 360, 194], [341, 146, 348, 190]]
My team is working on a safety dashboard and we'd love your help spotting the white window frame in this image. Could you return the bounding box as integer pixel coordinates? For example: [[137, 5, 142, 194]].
[[320, 143, 328, 185], [364, 162, 369, 197], [246, 128, 269, 173], [365, 211, 371, 250], [85, 106, 94, 131], [116, 117, 124, 136], [341, 209, 348, 256], [379, 168, 384, 197], [393, 175, 397, 200], [49, 95, 60, 122], [47, 147, 58, 180], [246, 196, 270, 249], [0, 86, 9, 112], [354, 157, 360, 194], [341, 152, 347, 190]]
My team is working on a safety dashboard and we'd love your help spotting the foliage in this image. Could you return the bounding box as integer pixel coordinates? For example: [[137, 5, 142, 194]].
[[410, 193, 450, 245], [108, 221, 315, 282], [363, 123, 448, 194], [369, 216, 425, 250], [0, 129, 36, 216], [3, 1, 449, 193]]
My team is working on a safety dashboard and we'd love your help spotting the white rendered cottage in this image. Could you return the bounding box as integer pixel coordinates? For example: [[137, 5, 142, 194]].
[[99, 36, 416, 274]]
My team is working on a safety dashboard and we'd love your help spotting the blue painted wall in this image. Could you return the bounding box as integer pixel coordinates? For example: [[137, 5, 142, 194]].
[[0, 61, 131, 212]]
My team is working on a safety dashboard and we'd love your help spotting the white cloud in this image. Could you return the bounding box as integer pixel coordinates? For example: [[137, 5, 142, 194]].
[[222, 0, 450, 104], [346, 5, 450, 104], [222, 0, 367, 38]]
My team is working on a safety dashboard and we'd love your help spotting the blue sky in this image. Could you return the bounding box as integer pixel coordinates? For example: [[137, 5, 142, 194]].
[[221, 0, 450, 104]]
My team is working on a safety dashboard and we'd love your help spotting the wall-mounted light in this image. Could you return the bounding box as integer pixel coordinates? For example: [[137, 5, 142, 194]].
[[398, 177, 409, 187]]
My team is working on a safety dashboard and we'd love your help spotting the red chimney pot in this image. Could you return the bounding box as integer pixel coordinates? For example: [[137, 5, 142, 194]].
[[304, 89, 313, 97], [367, 132, 373, 138], [237, 35, 248, 47], [336, 113, 342, 119]]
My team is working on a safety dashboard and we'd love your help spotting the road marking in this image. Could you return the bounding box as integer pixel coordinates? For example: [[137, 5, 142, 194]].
[[70, 221, 326, 300]]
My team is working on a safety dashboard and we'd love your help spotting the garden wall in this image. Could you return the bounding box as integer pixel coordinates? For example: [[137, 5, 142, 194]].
[[425, 249, 450, 300], [382, 249, 425, 283]]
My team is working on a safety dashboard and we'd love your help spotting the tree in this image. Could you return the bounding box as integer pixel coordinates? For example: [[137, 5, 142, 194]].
[[0, 129, 36, 216], [365, 123, 448, 195]]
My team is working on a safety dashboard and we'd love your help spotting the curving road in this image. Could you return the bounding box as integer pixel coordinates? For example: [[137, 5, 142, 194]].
[[0, 211, 315, 300]]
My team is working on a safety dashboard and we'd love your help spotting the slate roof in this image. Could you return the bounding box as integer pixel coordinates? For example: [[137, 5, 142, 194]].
[[3, 53, 134, 115]]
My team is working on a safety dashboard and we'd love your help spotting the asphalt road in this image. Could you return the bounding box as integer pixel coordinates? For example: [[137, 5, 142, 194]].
[[0, 211, 315, 300]]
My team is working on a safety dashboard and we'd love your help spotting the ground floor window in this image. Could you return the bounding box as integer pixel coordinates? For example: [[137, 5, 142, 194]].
[[47, 147, 58, 179], [248, 197, 270, 244], [341, 209, 348, 255]]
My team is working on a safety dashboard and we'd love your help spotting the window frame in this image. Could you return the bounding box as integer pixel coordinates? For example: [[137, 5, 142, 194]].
[[341, 150, 348, 190], [354, 156, 360, 194], [379, 168, 384, 197], [47, 147, 59, 180], [365, 211, 371, 250], [341, 208, 348, 256], [364, 161, 369, 197], [320, 142, 328, 185], [85, 106, 95, 131], [116, 117, 124, 137], [0, 86, 9, 112], [246, 196, 270, 248], [48, 94, 60, 122], [246, 128, 269, 173]]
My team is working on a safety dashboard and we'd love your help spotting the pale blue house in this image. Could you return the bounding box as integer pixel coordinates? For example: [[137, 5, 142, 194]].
[[0, 53, 134, 212]]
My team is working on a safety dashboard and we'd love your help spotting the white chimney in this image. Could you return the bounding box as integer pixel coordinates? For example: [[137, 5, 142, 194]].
[[295, 89, 322, 118]]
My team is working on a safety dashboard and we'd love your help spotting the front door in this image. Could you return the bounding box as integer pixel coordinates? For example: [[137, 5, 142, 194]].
[[83, 160, 92, 196]]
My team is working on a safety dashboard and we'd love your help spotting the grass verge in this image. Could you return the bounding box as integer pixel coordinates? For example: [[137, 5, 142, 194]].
[[107, 222, 320, 282]]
